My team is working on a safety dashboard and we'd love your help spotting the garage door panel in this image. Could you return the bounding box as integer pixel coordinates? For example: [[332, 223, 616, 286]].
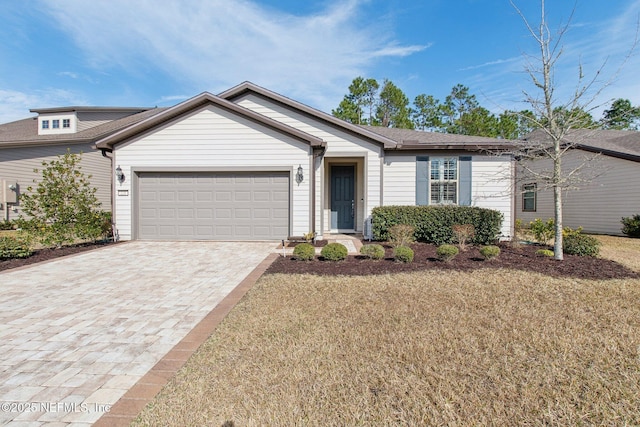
[[234, 191, 251, 201], [138, 172, 290, 240], [158, 192, 175, 201]]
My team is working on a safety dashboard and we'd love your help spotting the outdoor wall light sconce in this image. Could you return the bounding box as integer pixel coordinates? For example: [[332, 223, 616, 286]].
[[296, 165, 304, 184], [115, 165, 125, 184]]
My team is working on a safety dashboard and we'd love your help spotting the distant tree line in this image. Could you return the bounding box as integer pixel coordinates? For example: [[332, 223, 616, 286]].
[[331, 77, 640, 138]]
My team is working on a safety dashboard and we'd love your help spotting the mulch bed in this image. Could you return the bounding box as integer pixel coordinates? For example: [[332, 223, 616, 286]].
[[0, 241, 118, 272], [267, 242, 640, 280]]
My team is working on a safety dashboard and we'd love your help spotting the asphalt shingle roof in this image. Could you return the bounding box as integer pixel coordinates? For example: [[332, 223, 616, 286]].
[[0, 108, 168, 148], [525, 128, 640, 160], [360, 125, 515, 150]]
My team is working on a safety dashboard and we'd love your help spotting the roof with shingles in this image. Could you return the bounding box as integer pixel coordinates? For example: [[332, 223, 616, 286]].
[[360, 125, 516, 150], [0, 108, 167, 148], [525, 128, 640, 161]]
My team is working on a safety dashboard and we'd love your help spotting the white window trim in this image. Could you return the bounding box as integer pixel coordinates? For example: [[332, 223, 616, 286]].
[[429, 157, 458, 205]]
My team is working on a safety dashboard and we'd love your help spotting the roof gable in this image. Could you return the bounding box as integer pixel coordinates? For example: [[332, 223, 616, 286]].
[[94, 92, 324, 150], [219, 81, 398, 149]]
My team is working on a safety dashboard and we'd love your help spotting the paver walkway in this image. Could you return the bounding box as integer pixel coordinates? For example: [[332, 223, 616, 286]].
[[0, 241, 276, 426]]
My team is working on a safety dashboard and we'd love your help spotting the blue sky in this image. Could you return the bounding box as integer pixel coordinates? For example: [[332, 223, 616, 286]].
[[1, 0, 638, 124]]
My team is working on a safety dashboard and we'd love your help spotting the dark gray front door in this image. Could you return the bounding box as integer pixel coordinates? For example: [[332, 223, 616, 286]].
[[330, 165, 355, 230]]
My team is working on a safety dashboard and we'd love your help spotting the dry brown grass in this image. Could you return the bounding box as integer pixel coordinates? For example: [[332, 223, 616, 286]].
[[597, 235, 640, 272], [133, 241, 640, 426]]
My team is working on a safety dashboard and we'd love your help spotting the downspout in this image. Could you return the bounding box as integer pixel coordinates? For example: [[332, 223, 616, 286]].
[[100, 148, 118, 241]]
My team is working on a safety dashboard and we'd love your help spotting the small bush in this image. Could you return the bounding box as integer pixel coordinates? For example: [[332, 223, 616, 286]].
[[529, 218, 555, 245], [292, 243, 315, 261], [479, 245, 500, 260], [536, 249, 554, 257], [393, 246, 414, 263], [0, 220, 16, 230], [360, 244, 385, 260], [0, 236, 33, 259], [621, 214, 640, 238], [452, 224, 475, 251], [436, 244, 459, 262], [320, 243, 348, 261], [564, 234, 600, 257], [388, 224, 416, 247]]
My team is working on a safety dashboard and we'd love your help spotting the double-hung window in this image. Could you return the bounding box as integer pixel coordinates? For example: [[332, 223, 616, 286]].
[[52, 119, 60, 129], [522, 183, 537, 212], [63, 119, 70, 128], [430, 157, 458, 204], [42, 120, 49, 129]]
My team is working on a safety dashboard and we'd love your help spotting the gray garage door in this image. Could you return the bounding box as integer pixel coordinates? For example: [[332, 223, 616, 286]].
[[137, 172, 289, 240]]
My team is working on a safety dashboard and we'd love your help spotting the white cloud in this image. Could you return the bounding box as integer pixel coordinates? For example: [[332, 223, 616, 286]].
[[0, 89, 87, 123], [39, 0, 428, 111]]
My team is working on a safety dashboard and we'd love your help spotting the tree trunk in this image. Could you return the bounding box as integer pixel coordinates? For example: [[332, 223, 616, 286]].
[[553, 154, 564, 260]]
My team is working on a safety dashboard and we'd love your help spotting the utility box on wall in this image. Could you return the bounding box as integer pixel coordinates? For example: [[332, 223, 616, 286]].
[[2, 179, 19, 204]]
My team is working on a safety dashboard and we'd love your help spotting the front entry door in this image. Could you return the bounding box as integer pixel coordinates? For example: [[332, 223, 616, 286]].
[[330, 165, 355, 230]]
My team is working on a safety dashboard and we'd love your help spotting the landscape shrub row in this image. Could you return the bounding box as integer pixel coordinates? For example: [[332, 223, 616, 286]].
[[371, 205, 503, 245]]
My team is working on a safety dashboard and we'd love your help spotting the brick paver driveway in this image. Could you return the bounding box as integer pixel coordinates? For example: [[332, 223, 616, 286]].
[[0, 241, 276, 426]]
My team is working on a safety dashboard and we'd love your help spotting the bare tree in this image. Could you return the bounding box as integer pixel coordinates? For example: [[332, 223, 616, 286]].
[[510, 0, 637, 260]]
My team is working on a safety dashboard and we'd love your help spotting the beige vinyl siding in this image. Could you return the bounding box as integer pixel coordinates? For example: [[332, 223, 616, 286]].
[[0, 143, 111, 221], [472, 156, 513, 239], [113, 105, 310, 240], [77, 111, 140, 132], [516, 150, 640, 235], [233, 94, 383, 233], [383, 154, 416, 205]]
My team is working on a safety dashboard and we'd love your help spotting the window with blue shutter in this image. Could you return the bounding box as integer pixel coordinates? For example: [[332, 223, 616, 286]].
[[416, 156, 472, 206]]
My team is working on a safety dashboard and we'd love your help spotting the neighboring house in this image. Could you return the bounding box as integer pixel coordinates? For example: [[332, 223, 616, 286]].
[[0, 106, 164, 221], [95, 82, 515, 241], [516, 129, 640, 235]]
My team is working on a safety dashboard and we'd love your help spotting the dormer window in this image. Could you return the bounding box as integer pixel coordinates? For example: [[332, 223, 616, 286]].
[[63, 119, 70, 128], [42, 120, 49, 129], [52, 119, 60, 129]]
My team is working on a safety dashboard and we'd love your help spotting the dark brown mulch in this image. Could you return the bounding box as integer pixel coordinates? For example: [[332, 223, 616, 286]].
[[266, 242, 640, 280], [0, 241, 118, 272], [279, 240, 328, 248]]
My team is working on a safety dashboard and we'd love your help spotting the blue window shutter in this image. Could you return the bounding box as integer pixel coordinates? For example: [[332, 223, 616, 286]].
[[459, 156, 472, 206], [416, 156, 429, 205]]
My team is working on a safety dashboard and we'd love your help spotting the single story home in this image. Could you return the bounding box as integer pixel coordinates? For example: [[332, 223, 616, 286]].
[[516, 129, 640, 235], [94, 82, 515, 241], [0, 106, 163, 221]]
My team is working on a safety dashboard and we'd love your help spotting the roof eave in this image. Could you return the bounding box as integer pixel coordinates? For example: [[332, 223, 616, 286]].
[[95, 92, 324, 149], [392, 143, 516, 151]]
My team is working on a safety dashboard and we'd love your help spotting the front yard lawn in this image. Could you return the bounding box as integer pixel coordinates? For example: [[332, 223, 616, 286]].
[[133, 238, 640, 425]]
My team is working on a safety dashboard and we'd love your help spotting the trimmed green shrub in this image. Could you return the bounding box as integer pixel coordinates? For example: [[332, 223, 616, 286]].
[[371, 205, 502, 245], [621, 214, 640, 238], [320, 243, 348, 261], [393, 245, 414, 263], [436, 244, 459, 262], [536, 249, 554, 257], [529, 218, 555, 244], [479, 245, 500, 260], [0, 236, 33, 259], [292, 243, 315, 261], [563, 234, 601, 257], [388, 224, 416, 247], [360, 244, 385, 260], [0, 220, 16, 230]]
